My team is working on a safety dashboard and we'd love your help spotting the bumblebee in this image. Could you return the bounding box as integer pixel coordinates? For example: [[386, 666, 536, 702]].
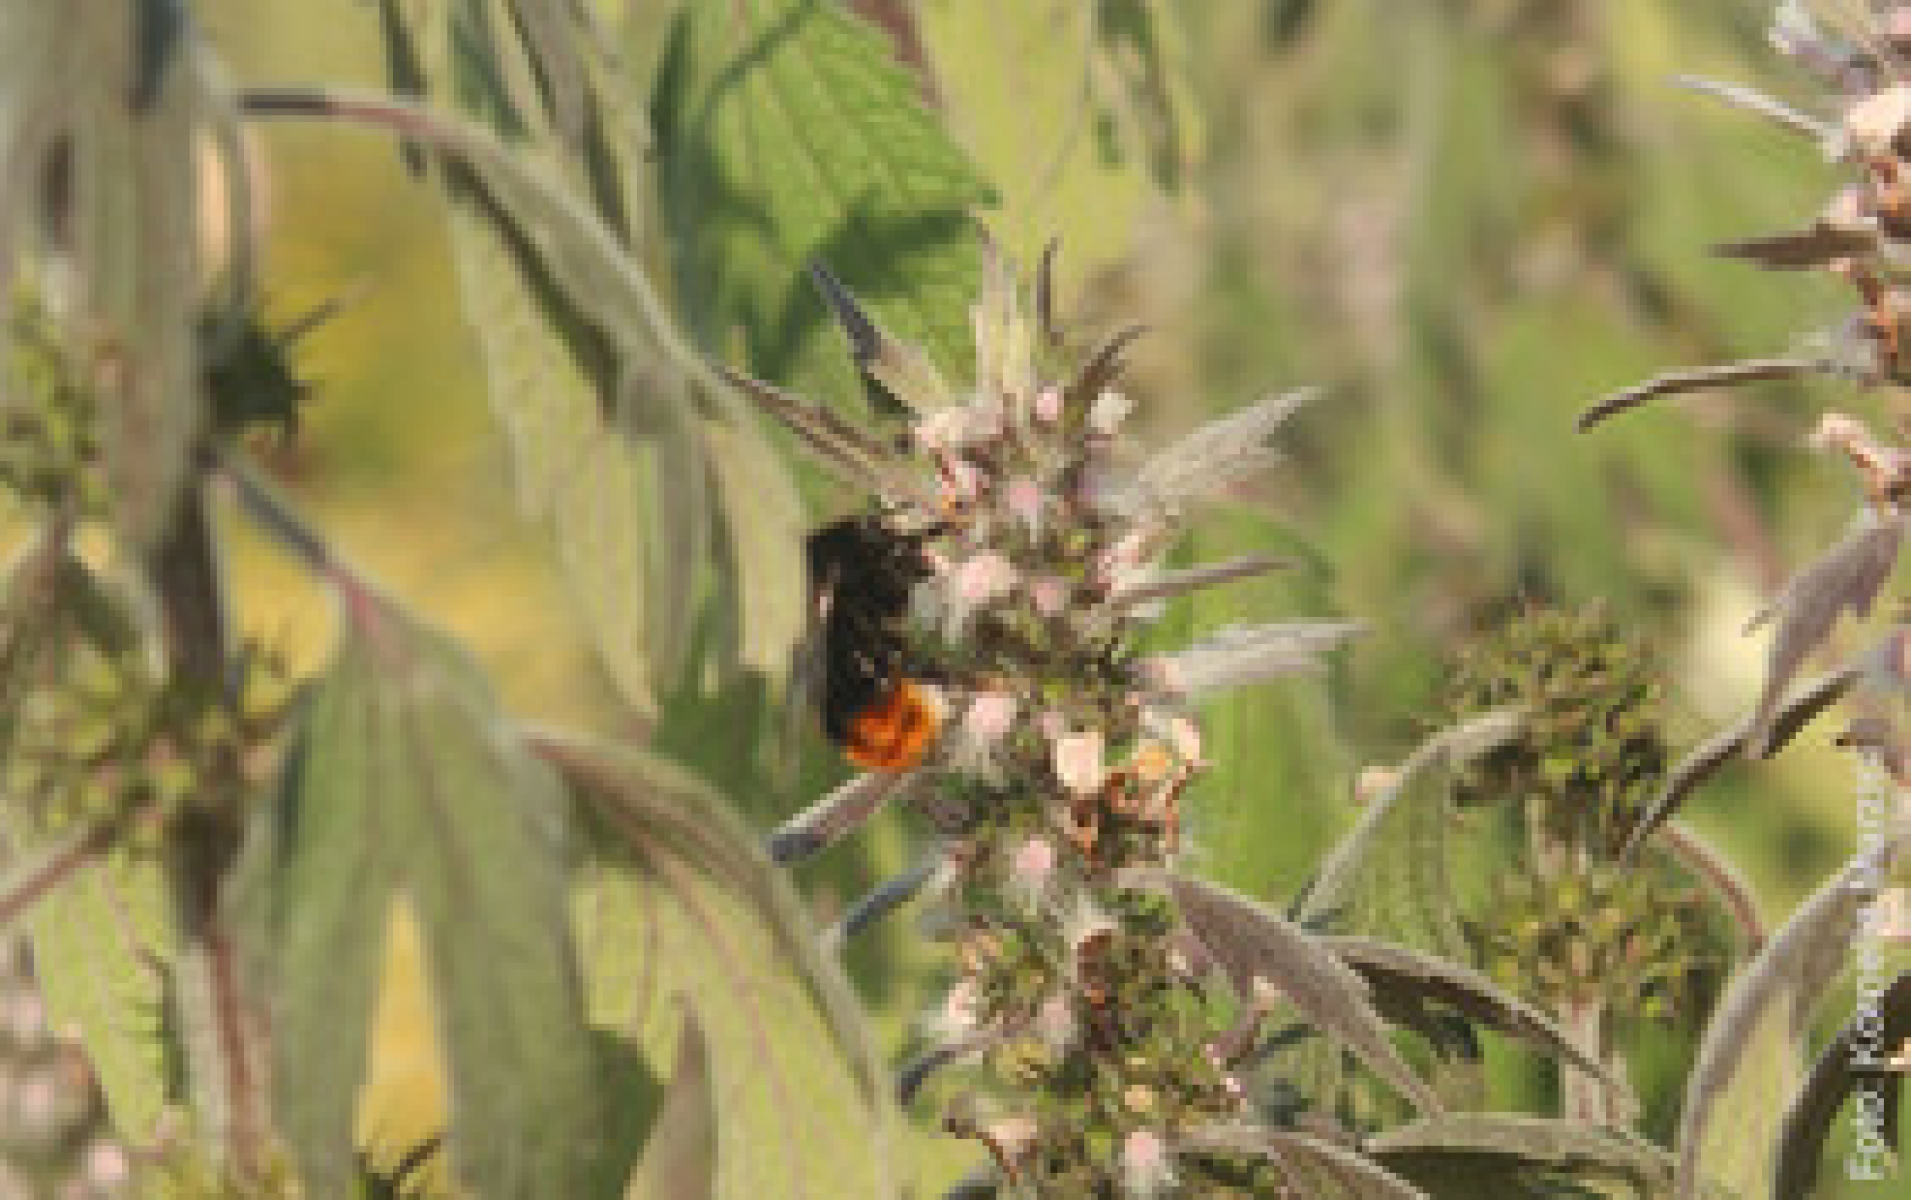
[[803, 514, 942, 772]]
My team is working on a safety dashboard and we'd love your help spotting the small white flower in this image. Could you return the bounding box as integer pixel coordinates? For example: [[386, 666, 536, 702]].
[[1119, 1129, 1177, 1198], [1053, 730, 1107, 794], [1035, 991, 1077, 1053], [928, 977, 983, 1043], [1090, 388, 1133, 436], [1845, 84, 1911, 157], [984, 1116, 1040, 1164], [1167, 716, 1203, 766]]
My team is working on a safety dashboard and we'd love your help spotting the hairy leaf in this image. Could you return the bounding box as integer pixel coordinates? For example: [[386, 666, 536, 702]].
[[1129, 868, 1442, 1117], [652, 0, 993, 406], [1624, 665, 1859, 857], [628, 1009, 716, 1200], [363, 1, 803, 709], [547, 732, 898, 1200], [237, 599, 604, 1197], [0, 536, 173, 1143], [0, 2, 216, 550], [1295, 708, 1527, 956], [1747, 508, 1904, 753], [1367, 1113, 1674, 1196], [1321, 935, 1616, 1084], [1180, 1124, 1428, 1199], [1774, 971, 1911, 1199], [1675, 836, 1907, 1199], [25, 851, 172, 1145]]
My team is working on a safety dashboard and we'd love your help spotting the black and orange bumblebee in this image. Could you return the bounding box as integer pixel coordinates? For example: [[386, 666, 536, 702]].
[[801, 513, 944, 772]]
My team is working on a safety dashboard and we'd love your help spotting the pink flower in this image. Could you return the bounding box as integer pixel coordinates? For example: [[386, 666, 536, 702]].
[[1003, 476, 1048, 536], [1120, 1130, 1176, 1197], [1029, 574, 1069, 617], [1007, 835, 1057, 910], [953, 691, 1020, 781], [942, 551, 1019, 637], [964, 691, 1019, 743], [1034, 385, 1063, 423]]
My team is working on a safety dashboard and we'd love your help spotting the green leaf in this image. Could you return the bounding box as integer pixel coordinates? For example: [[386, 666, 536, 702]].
[[913, 0, 1159, 278], [1775, 971, 1911, 1200], [546, 733, 898, 1200], [1675, 838, 1907, 1200], [1181, 1124, 1429, 1199], [362, 1, 805, 709], [237, 597, 604, 1198], [651, 0, 994, 405], [1322, 934, 1617, 1086], [0, 534, 173, 1144], [1296, 708, 1527, 956], [1132, 867, 1442, 1117], [1367, 1113, 1675, 1197], [26, 849, 173, 1144]]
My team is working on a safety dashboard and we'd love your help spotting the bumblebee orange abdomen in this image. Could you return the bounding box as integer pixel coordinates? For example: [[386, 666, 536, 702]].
[[844, 680, 938, 772]]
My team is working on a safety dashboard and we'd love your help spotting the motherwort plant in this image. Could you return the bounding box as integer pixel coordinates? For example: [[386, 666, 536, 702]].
[[748, 245, 1660, 1197]]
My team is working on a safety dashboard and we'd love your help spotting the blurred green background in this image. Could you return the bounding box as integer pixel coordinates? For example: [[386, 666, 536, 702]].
[[182, 0, 1898, 1190]]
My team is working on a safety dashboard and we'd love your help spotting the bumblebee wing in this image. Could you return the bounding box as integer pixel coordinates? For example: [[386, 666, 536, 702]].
[[774, 543, 840, 781]]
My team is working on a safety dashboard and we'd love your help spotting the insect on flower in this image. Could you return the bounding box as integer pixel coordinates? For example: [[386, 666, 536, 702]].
[[801, 511, 944, 772]]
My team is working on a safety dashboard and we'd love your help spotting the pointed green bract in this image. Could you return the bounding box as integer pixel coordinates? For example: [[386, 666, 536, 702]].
[[651, 0, 993, 406], [239, 601, 603, 1198]]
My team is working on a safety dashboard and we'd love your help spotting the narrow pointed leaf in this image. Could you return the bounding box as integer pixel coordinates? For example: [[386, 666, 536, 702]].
[[1130, 868, 1442, 1116], [1675, 836, 1908, 1199], [1774, 971, 1911, 1200], [1321, 935, 1618, 1085], [628, 1010, 717, 1200], [1180, 1124, 1429, 1199], [1367, 1114, 1675, 1196]]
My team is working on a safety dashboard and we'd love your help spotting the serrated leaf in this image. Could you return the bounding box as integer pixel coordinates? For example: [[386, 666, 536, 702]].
[[362, 1, 803, 711], [913, 0, 1157, 278], [1367, 1113, 1675, 1197], [548, 733, 897, 1200], [0, 535, 173, 1144], [25, 850, 172, 1145], [237, 598, 603, 1198], [1676, 836, 1908, 1199], [652, 0, 993, 406]]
